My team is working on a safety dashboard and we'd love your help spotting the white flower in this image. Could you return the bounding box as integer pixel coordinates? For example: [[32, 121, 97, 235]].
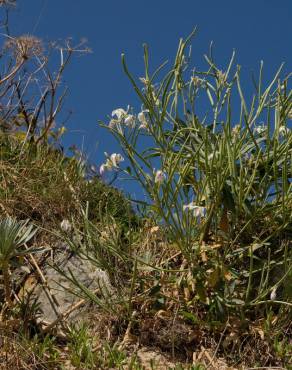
[[112, 108, 128, 120], [110, 107, 136, 129], [99, 163, 107, 175], [99, 153, 124, 175], [270, 287, 277, 301], [60, 219, 72, 232], [138, 110, 150, 130], [253, 124, 266, 135], [110, 153, 124, 167], [154, 170, 166, 184], [124, 114, 135, 127], [139, 77, 148, 85], [208, 152, 219, 161], [183, 202, 206, 218], [279, 125, 290, 136], [138, 110, 149, 123]]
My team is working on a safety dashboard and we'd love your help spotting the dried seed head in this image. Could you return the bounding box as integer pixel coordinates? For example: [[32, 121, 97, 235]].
[[5, 35, 43, 61]]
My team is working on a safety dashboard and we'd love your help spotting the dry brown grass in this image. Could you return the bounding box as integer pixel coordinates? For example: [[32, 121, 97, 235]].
[[0, 334, 50, 370]]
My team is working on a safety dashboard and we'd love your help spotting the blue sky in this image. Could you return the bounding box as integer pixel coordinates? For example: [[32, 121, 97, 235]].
[[12, 0, 292, 196]]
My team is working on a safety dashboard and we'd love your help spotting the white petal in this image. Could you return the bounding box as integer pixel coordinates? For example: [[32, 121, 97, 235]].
[[124, 114, 135, 127], [99, 164, 106, 175], [279, 126, 290, 135], [60, 219, 72, 232], [138, 110, 149, 124], [139, 77, 148, 84], [253, 125, 266, 134], [112, 108, 127, 120], [193, 207, 203, 217], [183, 203, 206, 218], [183, 202, 197, 211], [270, 288, 277, 301], [110, 153, 124, 167], [154, 170, 166, 184]]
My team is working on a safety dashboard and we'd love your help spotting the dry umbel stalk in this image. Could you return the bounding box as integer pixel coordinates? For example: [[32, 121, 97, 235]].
[[0, 1, 91, 142], [4, 34, 43, 61], [0, 29, 90, 143]]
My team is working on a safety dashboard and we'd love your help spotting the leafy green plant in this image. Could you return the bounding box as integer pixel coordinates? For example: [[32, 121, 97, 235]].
[[14, 290, 42, 336], [172, 365, 205, 370], [0, 217, 37, 306], [67, 322, 97, 369], [26, 334, 60, 369], [98, 342, 128, 369], [273, 335, 292, 366], [100, 31, 292, 317]]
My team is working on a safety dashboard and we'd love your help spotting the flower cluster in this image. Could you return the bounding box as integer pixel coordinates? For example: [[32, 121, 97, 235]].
[[253, 123, 290, 137], [108, 107, 150, 131], [109, 107, 135, 129], [99, 153, 124, 175]]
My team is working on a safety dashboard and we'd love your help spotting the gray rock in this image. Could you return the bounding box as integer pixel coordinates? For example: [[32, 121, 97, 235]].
[[35, 249, 113, 325]]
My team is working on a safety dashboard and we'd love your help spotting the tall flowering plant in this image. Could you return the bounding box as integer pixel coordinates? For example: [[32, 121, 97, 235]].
[[100, 31, 292, 309]]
